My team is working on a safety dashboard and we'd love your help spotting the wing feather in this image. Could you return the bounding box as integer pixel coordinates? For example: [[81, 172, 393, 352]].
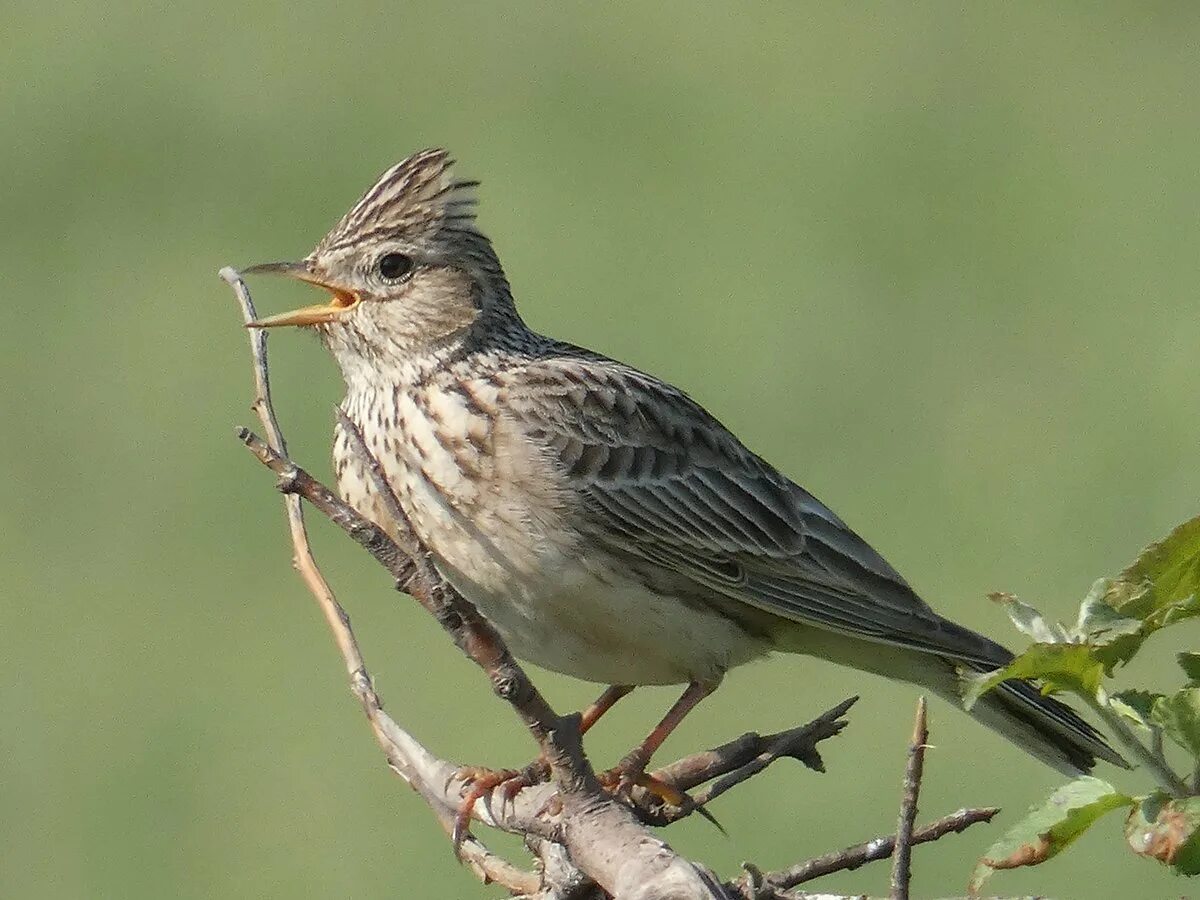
[[505, 354, 1006, 667]]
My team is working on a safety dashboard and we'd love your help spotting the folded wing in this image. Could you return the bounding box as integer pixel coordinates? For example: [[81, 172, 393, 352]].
[[506, 353, 1007, 667]]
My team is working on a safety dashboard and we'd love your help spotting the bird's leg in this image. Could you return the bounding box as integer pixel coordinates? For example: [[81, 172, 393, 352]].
[[579, 683, 636, 734], [602, 680, 717, 802], [451, 684, 635, 855]]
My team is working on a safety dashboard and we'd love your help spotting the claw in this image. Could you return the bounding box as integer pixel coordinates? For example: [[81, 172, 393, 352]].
[[599, 760, 725, 832], [534, 791, 565, 818], [449, 760, 551, 860], [501, 756, 548, 806], [690, 800, 727, 835], [451, 766, 518, 860], [632, 771, 686, 807]]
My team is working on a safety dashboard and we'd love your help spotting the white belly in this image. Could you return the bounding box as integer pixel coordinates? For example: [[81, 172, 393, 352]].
[[435, 546, 767, 686]]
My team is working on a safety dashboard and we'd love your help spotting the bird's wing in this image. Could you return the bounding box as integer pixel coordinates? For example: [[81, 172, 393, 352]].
[[505, 353, 1006, 667]]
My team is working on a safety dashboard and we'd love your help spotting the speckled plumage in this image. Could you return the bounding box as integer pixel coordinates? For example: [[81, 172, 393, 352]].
[[255, 149, 1122, 775]]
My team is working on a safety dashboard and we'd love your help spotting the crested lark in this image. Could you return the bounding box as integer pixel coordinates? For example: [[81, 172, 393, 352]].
[[244, 149, 1123, 787]]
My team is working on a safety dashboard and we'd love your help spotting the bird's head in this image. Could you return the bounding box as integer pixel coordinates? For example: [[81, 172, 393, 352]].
[[244, 149, 517, 373]]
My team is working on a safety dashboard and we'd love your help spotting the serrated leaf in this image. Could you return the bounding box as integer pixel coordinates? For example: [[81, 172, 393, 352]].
[[1151, 688, 1200, 760], [990, 591, 1071, 643], [970, 777, 1134, 892], [1179, 652, 1200, 685], [1104, 515, 1200, 621], [1125, 794, 1200, 875], [1084, 515, 1200, 669], [1109, 690, 1163, 734], [962, 643, 1105, 710]]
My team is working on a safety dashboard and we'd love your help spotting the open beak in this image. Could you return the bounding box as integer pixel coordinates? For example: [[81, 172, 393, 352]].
[[240, 261, 360, 328]]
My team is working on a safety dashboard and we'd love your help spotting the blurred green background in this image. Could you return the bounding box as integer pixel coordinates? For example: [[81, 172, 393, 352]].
[[4, 3, 1199, 897]]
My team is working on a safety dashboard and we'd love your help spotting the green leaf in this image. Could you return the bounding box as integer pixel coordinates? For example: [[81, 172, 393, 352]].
[[1073, 578, 1144, 646], [1083, 515, 1200, 668], [971, 777, 1135, 893], [1104, 514, 1200, 621], [987, 517, 1200, 673], [1148, 592, 1200, 630], [1151, 688, 1200, 760], [962, 643, 1105, 710], [1179, 652, 1200, 685], [990, 591, 1070, 643], [1109, 689, 1163, 734], [1125, 794, 1200, 875]]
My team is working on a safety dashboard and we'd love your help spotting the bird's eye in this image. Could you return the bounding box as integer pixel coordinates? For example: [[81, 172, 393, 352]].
[[377, 252, 414, 280]]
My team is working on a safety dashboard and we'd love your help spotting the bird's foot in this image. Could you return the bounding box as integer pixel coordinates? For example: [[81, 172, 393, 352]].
[[598, 749, 723, 831], [598, 749, 688, 807], [450, 758, 550, 857]]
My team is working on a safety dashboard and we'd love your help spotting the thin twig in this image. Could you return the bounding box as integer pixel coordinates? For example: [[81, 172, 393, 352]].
[[646, 697, 857, 824], [220, 267, 538, 894], [660, 697, 857, 791], [738, 807, 999, 892], [1087, 692, 1188, 796], [219, 266, 367, 677], [890, 697, 927, 900], [1147, 725, 1182, 796], [235, 424, 736, 893]]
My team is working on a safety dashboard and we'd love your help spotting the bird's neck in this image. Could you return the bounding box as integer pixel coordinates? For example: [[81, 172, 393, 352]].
[[337, 309, 543, 404]]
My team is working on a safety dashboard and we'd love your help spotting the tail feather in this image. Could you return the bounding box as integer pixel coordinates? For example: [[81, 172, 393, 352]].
[[959, 664, 1128, 775], [772, 623, 1126, 774]]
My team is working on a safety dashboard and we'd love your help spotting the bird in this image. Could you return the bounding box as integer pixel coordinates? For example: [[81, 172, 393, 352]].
[[243, 148, 1124, 800]]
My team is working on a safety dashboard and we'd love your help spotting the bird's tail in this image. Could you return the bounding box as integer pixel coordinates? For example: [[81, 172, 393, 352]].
[[953, 661, 1128, 775], [774, 625, 1126, 774]]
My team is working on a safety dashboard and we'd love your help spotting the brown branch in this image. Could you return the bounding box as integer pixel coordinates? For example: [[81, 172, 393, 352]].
[[332, 412, 574, 774], [730, 705, 989, 898], [670, 698, 855, 792], [220, 267, 539, 894], [235, 424, 728, 895], [219, 267, 368, 682], [638, 697, 857, 826], [890, 696, 928, 900], [737, 806, 999, 895]]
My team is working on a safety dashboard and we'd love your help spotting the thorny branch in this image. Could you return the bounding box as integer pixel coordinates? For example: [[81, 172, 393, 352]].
[[889, 697, 928, 900], [222, 266, 1001, 898], [735, 807, 1000, 896], [221, 267, 537, 891]]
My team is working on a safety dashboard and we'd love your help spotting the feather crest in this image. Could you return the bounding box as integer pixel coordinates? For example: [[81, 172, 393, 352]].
[[316, 149, 480, 253]]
